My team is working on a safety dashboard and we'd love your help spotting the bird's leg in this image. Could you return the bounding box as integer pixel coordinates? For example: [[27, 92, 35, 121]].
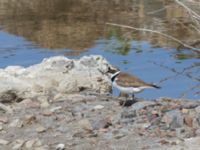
[[122, 96, 127, 107], [132, 94, 135, 100]]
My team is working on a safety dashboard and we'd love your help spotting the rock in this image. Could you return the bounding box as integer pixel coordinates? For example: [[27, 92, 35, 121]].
[[182, 108, 189, 114], [114, 133, 126, 139], [36, 126, 47, 133], [184, 116, 193, 127], [0, 55, 113, 99], [34, 139, 42, 147], [25, 139, 36, 149], [195, 106, 200, 114], [162, 109, 183, 129], [12, 139, 25, 150], [56, 143, 65, 150], [78, 119, 93, 131], [91, 117, 112, 130], [0, 116, 8, 124], [0, 90, 18, 103], [93, 105, 104, 110], [50, 106, 62, 112], [0, 125, 3, 131], [24, 115, 37, 125], [34, 146, 48, 150], [9, 119, 23, 128], [42, 110, 53, 116], [0, 139, 9, 145], [19, 99, 40, 108], [0, 103, 13, 113], [131, 101, 156, 112]]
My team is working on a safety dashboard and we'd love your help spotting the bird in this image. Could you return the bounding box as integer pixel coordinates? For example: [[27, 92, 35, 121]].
[[108, 66, 161, 105]]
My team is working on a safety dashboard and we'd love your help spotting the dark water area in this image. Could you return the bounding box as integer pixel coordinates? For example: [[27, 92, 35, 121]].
[[0, 0, 199, 99]]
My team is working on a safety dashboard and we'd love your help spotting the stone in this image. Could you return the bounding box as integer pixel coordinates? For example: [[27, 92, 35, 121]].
[[25, 139, 36, 149], [9, 119, 23, 128], [12, 139, 25, 150], [184, 116, 193, 127], [182, 108, 189, 114], [0, 125, 3, 131], [0, 139, 9, 145], [24, 115, 37, 125], [0, 55, 113, 99], [19, 99, 40, 108], [50, 106, 62, 112], [42, 110, 53, 116], [0, 116, 8, 124], [36, 126, 46, 133], [93, 105, 104, 110], [91, 117, 112, 130], [162, 109, 183, 129], [0, 103, 13, 113], [131, 101, 156, 112], [78, 119, 93, 131], [56, 143, 65, 150], [195, 106, 200, 114]]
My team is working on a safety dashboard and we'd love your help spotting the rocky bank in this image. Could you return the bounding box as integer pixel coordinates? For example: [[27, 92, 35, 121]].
[[0, 55, 200, 150]]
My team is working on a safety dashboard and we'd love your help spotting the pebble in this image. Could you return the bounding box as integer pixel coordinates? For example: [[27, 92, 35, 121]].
[[93, 105, 104, 110], [36, 126, 47, 133], [23, 115, 37, 126], [0, 116, 8, 124], [50, 106, 62, 112], [184, 116, 193, 127], [9, 119, 23, 128], [78, 119, 93, 131], [182, 108, 189, 114], [25, 139, 36, 148], [42, 110, 53, 116], [12, 139, 25, 150], [0, 125, 3, 131], [114, 133, 126, 139], [0, 139, 9, 145], [162, 109, 183, 129], [19, 99, 40, 108], [56, 143, 65, 150]]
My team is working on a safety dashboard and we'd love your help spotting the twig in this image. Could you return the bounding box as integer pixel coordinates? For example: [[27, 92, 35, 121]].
[[175, 0, 200, 21], [106, 22, 200, 52]]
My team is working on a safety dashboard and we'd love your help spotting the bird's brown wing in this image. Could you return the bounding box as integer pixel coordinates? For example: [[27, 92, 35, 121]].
[[115, 72, 150, 87]]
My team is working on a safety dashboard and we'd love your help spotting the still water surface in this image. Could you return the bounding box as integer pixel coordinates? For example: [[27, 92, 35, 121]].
[[0, 0, 199, 99]]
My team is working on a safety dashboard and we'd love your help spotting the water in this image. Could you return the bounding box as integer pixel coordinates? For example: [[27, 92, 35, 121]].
[[0, 0, 199, 100]]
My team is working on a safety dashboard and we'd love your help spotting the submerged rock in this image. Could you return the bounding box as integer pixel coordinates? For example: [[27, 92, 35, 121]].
[[0, 55, 113, 100]]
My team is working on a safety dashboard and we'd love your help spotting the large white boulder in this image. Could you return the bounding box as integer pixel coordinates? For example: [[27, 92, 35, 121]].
[[0, 55, 112, 101]]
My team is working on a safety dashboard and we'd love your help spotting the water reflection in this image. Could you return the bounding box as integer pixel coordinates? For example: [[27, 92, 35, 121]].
[[0, 0, 199, 99], [0, 0, 199, 51]]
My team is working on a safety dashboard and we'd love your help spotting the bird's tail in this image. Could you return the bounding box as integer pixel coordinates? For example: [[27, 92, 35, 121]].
[[148, 84, 161, 89]]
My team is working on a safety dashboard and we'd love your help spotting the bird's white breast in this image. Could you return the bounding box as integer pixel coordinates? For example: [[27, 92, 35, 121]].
[[112, 81, 151, 94]]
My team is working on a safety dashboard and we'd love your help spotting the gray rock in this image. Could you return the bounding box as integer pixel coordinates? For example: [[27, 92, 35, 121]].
[[131, 101, 156, 112], [162, 109, 184, 129]]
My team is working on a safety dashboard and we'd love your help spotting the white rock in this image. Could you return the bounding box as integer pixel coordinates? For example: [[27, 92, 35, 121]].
[[56, 143, 65, 150], [0, 55, 112, 99], [25, 139, 36, 148], [0, 139, 9, 145], [12, 139, 25, 150], [94, 105, 104, 110]]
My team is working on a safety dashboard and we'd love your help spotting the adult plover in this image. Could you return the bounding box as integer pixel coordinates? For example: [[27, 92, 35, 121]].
[[108, 67, 160, 102]]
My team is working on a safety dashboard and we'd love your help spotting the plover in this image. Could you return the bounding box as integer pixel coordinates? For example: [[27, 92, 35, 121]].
[[108, 67, 160, 101]]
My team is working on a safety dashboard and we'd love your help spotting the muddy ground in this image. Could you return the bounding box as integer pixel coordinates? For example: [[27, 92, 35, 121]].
[[1, 92, 200, 150]]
